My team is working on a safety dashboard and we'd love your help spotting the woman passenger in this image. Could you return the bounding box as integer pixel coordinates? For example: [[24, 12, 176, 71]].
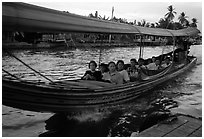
[[146, 59, 161, 70], [116, 60, 130, 83], [161, 58, 171, 68], [102, 61, 123, 85], [99, 63, 108, 76], [82, 61, 102, 81]]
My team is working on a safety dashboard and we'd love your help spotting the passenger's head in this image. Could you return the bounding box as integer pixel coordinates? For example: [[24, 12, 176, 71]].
[[88, 61, 97, 71], [165, 58, 170, 64], [130, 58, 137, 67], [147, 59, 152, 64], [155, 59, 160, 65], [99, 63, 108, 73], [108, 61, 116, 72], [138, 58, 145, 66], [117, 60, 125, 71], [167, 55, 172, 61], [152, 56, 156, 62]]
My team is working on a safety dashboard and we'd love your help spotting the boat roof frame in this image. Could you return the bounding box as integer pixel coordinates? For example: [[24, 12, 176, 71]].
[[2, 2, 200, 37]]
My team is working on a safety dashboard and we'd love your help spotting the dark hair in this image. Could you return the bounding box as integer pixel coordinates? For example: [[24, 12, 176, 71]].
[[138, 58, 144, 62], [165, 57, 170, 60], [116, 60, 124, 65], [88, 61, 97, 68], [130, 58, 137, 63], [108, 61, 116, 66]]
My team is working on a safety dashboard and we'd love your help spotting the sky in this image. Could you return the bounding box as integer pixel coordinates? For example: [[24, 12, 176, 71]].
[[26, 1, 202, 31]]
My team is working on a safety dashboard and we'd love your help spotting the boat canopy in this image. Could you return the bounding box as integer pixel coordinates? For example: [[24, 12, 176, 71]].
[[3, 2, 200, 36]]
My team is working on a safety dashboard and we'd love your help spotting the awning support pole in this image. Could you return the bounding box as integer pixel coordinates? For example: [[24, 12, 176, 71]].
[[160, 37, 167, 62], [171, 36, 176, 63], [98, 34, 103, 66], [139, 35, 143, 58]]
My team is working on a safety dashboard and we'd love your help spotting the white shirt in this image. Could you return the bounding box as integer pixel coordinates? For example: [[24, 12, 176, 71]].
[[161, 62, 171, 68], [146, 63, 159, 70], [118, 70, 130, 82], [102, 71, 123, 85], [128, 66, 139, 78]]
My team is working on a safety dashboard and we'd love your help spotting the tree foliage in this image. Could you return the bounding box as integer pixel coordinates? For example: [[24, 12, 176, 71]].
[[87, 5, 198, 30]]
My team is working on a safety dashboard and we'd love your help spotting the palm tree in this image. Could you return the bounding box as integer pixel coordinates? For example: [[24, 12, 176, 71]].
[[141, 19, 146, 27], [88, 11, 99, 18], [155, 22, 160, 28], [134, 20, 137, 25], [137, 21, 142, 26], [150, 23, 155, 28], [165, 5, 177, 22], [88, 13, 95, 18], [98, 15, 109, 20], [145, 22, 150, 27], [137, 19, 150, 27], [157, 18, 168, 28], [174, 22, 184, 29], [178, 12, 189, 27], [190, 18, 198, 27]]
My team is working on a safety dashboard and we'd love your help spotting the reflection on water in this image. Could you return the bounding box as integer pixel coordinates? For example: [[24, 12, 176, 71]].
[[2, 45, 202, 137]]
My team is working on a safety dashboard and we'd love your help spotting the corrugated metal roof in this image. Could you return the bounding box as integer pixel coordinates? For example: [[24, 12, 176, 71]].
[[2, 2, 200, 36]]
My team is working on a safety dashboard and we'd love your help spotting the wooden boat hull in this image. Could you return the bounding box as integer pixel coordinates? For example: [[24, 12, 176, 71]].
[[2, 57, 197, 112]]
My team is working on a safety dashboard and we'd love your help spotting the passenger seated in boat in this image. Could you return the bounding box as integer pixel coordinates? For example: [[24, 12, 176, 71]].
[[151, 56, 156, 63], [99, 63, 109, 76], [137, 58, 147, 70], [116, 60, 130, 83], [102, 61, 123, 85], [146, 59, 161, 70], [146, 58, 152, 65], [161, 58, 171, 68], [175, 37, 189, 62], [82, 61, 102, 81], [127, 58, 139, 81]]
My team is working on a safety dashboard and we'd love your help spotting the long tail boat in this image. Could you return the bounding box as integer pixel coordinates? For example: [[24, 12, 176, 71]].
[[2, 2, 200, 112]]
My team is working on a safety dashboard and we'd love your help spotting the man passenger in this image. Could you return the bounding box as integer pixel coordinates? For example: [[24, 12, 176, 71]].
[[127, 58, 139, 81]]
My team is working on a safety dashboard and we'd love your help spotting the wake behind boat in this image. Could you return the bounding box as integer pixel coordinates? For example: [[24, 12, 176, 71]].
[[2, 2, 200, 113]]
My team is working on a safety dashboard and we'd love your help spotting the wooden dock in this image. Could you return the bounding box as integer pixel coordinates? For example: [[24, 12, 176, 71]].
[[132, 114, 202, 137]]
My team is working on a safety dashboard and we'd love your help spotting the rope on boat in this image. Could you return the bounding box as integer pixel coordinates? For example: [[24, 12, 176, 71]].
[[4, 49, 54, 83], [2, 69, 21, 80]]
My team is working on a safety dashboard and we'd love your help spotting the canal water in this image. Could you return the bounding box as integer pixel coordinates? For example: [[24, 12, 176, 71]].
[[2, 45, 202, 137]]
